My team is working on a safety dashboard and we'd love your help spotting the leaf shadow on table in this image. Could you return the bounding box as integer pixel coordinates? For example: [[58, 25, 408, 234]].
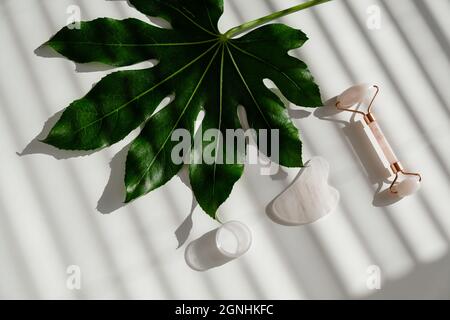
[[96, 144, 129, 214], [175, 165, 198, 248], [107, 0, 173, 29], [34, 44, 117, 73], [314, 97, 402, 207]]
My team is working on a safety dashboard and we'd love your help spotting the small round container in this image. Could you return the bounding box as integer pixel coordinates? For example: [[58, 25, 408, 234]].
[[215, 221, 252, 258], [185, 221, 252, 271]]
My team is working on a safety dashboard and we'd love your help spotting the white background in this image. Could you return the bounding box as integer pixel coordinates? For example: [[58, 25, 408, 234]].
[[0, 0, 449, 299]]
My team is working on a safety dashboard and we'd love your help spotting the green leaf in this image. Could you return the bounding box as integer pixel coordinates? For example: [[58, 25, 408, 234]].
[[42, 0, 322, 218]]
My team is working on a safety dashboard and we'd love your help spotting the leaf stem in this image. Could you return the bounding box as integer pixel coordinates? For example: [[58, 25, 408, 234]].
[[224, 0, 332, 39]]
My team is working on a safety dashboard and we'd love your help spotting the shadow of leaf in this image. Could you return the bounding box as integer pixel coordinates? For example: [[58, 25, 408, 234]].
[[175, 165, 197, 248], [97, 144, 130, 214], [35, 43, 115, 73]]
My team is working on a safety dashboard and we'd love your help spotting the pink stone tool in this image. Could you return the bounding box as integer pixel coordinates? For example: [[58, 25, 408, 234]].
[[336, 84, 422, 197]]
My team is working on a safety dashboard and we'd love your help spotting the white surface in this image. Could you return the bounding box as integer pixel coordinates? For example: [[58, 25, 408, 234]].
[[0, 0, 449, 299]]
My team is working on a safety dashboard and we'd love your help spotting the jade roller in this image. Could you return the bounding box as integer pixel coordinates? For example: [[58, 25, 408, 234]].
[[335, 84, 422, 197]]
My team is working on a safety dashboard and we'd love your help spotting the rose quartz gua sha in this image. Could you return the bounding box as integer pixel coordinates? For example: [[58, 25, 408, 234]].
[[336, 84, 422, 197], [269, 157, 340, 226]]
